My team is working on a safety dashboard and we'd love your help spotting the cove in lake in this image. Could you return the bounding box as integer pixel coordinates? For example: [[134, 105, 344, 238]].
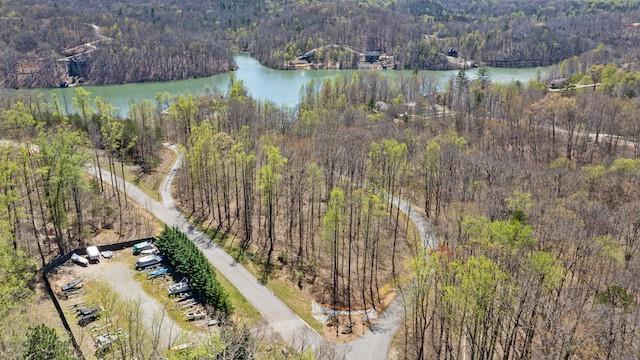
[[32, 55, 546, 116]]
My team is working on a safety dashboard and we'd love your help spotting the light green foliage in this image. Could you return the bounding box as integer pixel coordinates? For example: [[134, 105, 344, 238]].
[[608, 158, 640, 176], [0, 147, 19, 231], [595, 235, 625, 265], [306, 162, 323, 184], [367, 112, 385, 122], [23, 324, 73, 360], [95, 98, 113, 123], [462, 216, 536, 250], [367, 138, 408, 191], [0, 150, 35, 354], [36, 127, 88, 251], [599, 63, 640, 98], [322, 187, 345, 245], [258, 144, 287, 196], [505, 191, 533, 222], [529, 251, 564, 291], [582, 164, 606, 182], [2, 102, 36, 130], [595, 284, 635, 310], [228, 74, 248, 100], [297, 109, 322, 136], [549, 157, 572, 170], [577, 74, 594, 85], [101, 112, 124, 153], [169, 95, 198, 135], [231, 127, 256, 168], [444, 256, 510, 320], [72, 88, 94, 123], [392, 93, 405, 106]]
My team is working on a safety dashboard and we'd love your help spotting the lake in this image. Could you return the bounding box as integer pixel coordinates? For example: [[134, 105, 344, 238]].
[[31, 55, 546, 116]]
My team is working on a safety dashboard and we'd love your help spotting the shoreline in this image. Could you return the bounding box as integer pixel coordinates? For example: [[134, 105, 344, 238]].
[[6, 52, 557, 92]]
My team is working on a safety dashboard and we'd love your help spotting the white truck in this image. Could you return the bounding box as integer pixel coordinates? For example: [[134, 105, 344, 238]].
[[86, 246, 100, 263]]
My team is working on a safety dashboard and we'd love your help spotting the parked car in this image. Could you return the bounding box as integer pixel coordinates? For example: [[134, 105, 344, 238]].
[[71, 253, 89, 267], [86, 246, 100, 263], [136, 255, 162, 270], [132, 241, 154, 255]]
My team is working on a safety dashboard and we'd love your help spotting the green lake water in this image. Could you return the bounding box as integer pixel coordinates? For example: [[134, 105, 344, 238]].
[[28, 55, 546, 116]]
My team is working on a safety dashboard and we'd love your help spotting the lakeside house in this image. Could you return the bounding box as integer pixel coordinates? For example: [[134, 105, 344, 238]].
[[548, 78, 569, 89]]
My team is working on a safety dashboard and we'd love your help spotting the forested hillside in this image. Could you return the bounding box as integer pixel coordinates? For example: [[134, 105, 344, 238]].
[[0, 1, 233, 88], [2, 0, 640, 359], [3, 56, 640, 357], [2, 0, 640, 88], [247, 0, 640, 69]]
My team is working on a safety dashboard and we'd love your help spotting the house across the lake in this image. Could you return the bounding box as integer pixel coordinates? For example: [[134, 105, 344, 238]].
[[364, 51, 381, 63], [548, 78, 569, 89]]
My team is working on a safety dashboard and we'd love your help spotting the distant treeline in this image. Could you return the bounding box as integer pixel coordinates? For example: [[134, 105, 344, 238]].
[[2, 0, 640, 88]]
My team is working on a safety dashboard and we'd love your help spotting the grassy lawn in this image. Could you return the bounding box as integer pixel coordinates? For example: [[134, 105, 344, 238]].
[[266, 276, 324, 333], [213, 269, 262, 326]]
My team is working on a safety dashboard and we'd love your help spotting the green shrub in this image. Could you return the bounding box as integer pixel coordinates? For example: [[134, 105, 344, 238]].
[[155, 226, 233, 317]]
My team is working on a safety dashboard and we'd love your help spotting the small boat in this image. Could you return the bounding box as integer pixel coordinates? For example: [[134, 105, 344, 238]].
[[168, 278, 190, 295], [147, 267, 168, 278], [95, 328, 124, 353], [184, 310, 205, 321], [132, 241, 154, 255], [136, 255, 162, 270], [140, 246, 159, 256], [71, 253, 89, 267], [76, 306, 101, 317], [100, 250, 114, 259], [61, 278, 83, 292], [78, 312, 101, 327], [179, 299, 197, 308]]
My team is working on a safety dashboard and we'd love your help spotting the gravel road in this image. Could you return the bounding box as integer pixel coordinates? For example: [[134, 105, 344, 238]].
[[85, 261, 188, 349], [87, 144, 437, 359]]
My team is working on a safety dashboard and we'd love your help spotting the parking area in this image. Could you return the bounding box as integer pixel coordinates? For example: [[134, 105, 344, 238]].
[[46, 243, 214, 359]]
